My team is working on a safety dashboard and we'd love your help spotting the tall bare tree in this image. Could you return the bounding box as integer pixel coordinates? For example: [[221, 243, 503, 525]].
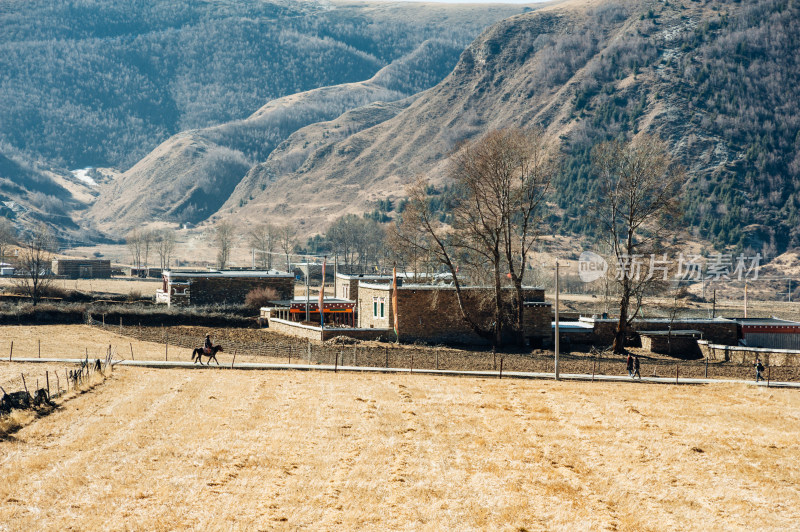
[[248, 223, 277, 270], [15, 224, 55, 306], [396, 128, 557, 347], [277, 224, 296, 273], [142, 229, 155, 270], [155, 228, 177, 270], [126, 229, 142, 270], [0, 217, 17, 265], [589, 134, 687, 353], [449, 128, 556, 344], [212, 220, 236, 269]]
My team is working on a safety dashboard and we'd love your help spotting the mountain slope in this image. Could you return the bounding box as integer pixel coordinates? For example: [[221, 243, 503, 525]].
[[219, 0, 800, 255], [85, 39, 470, 233]]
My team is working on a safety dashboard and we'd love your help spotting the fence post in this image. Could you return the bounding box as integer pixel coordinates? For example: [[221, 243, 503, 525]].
[[410, 353, 413, 373], [21, 373, 28, 396], [436, 351, 439, 371], [38, 339, 41, 358], [165, 334, 168, 361], [767, 366, 771, 388], [55, 371, 60, 397], [8, 340, 12, 361], [335, 351, 339, 373], [288, 346, 292, 365], [676, 364, 679, 385], [65, 369, 69, 391], [231, 350, 237, 369], [130, 343, 134, 361], [705, 357, 708, 379], [46, 371, 50, 399], [307, 339, 311, 364], [499, 357, 504, 379], [592, 358, 596, 382]]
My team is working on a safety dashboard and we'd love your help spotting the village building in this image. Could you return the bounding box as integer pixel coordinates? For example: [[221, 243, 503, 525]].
[[357, 283, 550, 346], [261, 298, 357, 327], [51, 258, 112, 279], [731, 317, 800, 350], [156, 270, 294, 306]]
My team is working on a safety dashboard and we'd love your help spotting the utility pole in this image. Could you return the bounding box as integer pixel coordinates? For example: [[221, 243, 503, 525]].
[[305, 263, 310, 323], [554, 261, 560, 380]]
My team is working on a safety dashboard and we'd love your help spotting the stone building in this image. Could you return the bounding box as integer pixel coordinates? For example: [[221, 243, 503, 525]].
[[156, 270, 294, 306], [51, 259, 111, 279], [334, 272, 398, 301], [357, 283, 550, 346]]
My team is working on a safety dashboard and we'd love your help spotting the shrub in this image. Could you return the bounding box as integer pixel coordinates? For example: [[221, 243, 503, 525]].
[[244, 287, 279, 309]]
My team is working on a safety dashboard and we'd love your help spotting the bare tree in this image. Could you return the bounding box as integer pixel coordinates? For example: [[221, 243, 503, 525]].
[[142, 229, 155, 270], [589, 134, 687, 353], [155, 229, 177, 270], [15, 224, 55, 306], [449, 128, 557, 345], [126, 229, 142, 270], [277, 225, 296, 273], [0, 217, 17, 265], [248, 223, 277, 270], [212, 221, 236, 269]]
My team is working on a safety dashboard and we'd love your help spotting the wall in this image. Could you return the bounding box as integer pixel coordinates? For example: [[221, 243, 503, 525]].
[[52, 259, 112, 279], [641, 335, 702, 359], [268, 318, 389, 343], [358, 284, 546, 345], [699, 340, 800, 366], [586, 318, 739, 347], [187, 276, 294, 305]]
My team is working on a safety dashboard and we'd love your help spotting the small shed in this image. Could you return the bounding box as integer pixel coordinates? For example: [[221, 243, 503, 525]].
[[51, 259, 111, 279], [639, 330, 703, 358]]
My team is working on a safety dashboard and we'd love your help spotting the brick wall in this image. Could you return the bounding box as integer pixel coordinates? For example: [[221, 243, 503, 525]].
[[358, 284, 546, 345], [641, 335, 702, 358]]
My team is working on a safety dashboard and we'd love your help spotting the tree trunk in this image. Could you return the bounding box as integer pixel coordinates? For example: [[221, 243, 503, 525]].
[[613, 278, 630, 354]]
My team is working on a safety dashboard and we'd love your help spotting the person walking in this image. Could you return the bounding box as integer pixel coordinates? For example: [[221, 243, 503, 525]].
[[633, 355, 641, 379], [626, 353, 634, 378], [755, 358, 765, 382]]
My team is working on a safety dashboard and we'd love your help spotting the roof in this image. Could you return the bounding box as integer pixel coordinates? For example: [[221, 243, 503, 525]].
[[638, 330, 704, 337], [266, 298, 355, 307], [579, 317, 734, 324], [164, 269, 293, 279], [727, 317, 800, 327], [359, 282, 544, 291]]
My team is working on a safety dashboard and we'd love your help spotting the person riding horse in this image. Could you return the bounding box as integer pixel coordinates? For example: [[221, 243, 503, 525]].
[[204, 334, 213, 355]]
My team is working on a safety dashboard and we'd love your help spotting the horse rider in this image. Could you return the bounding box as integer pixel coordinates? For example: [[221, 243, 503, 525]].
[[204, 334, 213, 355]]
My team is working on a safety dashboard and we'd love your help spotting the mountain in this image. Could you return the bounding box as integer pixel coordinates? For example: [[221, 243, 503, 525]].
[[0, 0, 528, 237], [213, 0, 800, 255]]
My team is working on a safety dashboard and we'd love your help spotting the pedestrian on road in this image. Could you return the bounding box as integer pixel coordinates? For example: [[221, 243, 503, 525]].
[[633, 355, 641, 379], [755, 358, 765, 382], [626, 353, 634, 378]]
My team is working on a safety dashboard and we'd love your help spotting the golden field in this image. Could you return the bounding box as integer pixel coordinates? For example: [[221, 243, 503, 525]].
[[0, 326, 798, 530]]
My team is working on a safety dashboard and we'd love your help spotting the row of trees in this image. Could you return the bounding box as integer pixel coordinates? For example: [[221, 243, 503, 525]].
[[126, 229, 177, 271], [395, 128, 685, 352]]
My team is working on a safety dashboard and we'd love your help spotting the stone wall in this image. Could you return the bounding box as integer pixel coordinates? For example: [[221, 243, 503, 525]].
[[358, 284, 546, 345], [699, 340, 800, 366], [189, 276, 294, 306]]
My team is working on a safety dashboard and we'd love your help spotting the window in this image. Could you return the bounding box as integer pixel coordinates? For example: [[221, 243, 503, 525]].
[[380, 300, 385, 318], [373, 298, 378, 317]]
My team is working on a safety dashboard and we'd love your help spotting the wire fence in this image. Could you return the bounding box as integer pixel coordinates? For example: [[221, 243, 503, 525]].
[[86, 318, 800, 383]]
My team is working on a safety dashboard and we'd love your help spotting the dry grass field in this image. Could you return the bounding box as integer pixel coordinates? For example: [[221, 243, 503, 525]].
[[0, 361, 799, 529]]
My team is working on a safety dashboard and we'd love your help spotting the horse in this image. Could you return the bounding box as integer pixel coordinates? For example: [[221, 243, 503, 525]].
[[191, 345, 223, 365]]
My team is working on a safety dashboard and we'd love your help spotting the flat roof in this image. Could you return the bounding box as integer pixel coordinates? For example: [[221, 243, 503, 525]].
[[727, 317, 800, 327], [638, 330, 704, 336], [580, 317, 734, 324], [165, 270, 293, 279], [359, 282, 544, 291], [266, 298, 354, 307]]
